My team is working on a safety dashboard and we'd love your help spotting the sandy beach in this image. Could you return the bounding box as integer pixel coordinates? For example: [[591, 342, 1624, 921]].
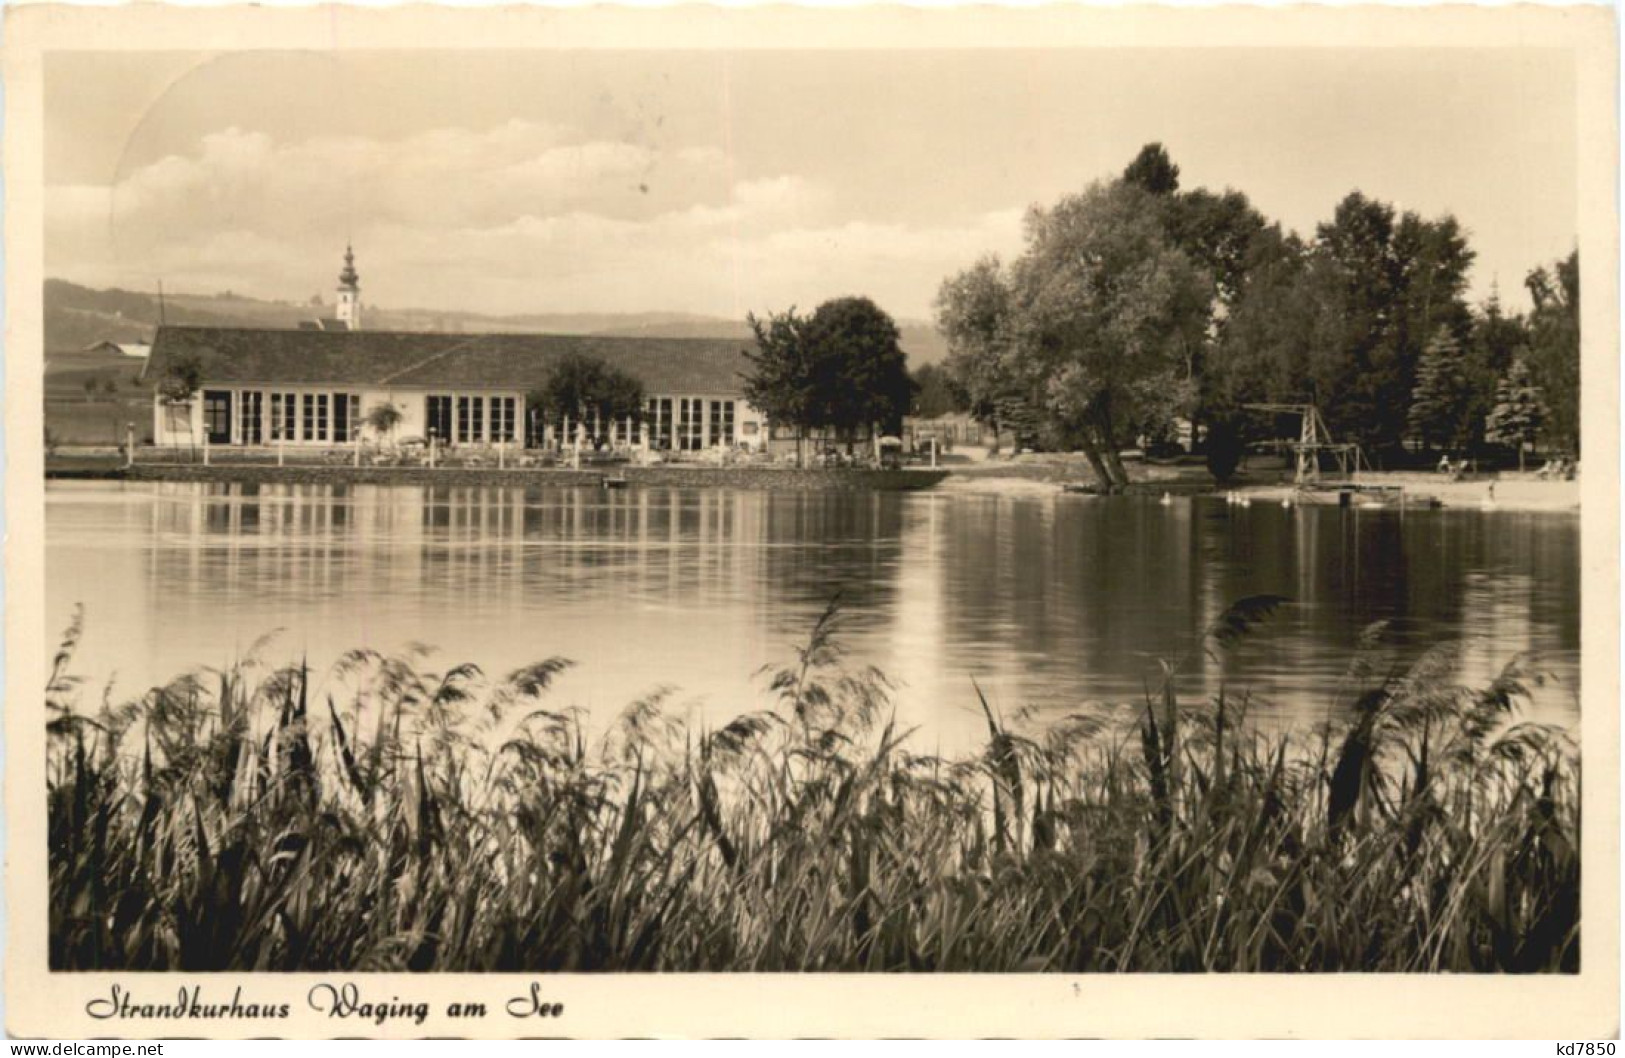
[[940, 452, 1581, 511]]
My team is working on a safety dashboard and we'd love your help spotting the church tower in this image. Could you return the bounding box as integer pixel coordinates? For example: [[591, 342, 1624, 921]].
[[336, 244, 362, 331]]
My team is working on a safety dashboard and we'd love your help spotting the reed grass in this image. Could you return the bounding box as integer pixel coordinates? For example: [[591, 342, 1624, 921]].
[[47, 597, 1579, 972]]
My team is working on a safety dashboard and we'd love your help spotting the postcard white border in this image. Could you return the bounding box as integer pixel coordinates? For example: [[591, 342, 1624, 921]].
[[4, 4, 1618, 1039]]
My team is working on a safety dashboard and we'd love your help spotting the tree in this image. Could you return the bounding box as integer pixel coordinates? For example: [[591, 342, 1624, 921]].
[[1119, 144, 1295, 456], [158, 351, 204, 454], [1162, 181, 1283, 448], [1393, 211, 1475, 348], [1485, 358, 1545, 470], [743, 308, 817, 466], [1461, 289, 1529, 451], [364, 402, 404, 446], [1007, 180, 1210, 489], [1127, 144, 1318, 457], [1408, 328, 1475, 453], [940, 181, 1208, 485], [1299, 192, 1475, 458], [910, 363, 963, 419], [936, 256, 1020, 448], [1304, 193, 1403, 451], [804, 296, 913, 440], [744, 298, 914, 465], [1524, 250, 1579, 455], [1123, 142, 1181, 196], [1167, 187, 1273, 325], [1204, 230, 1315, 421], [527, 355, 645, 447]]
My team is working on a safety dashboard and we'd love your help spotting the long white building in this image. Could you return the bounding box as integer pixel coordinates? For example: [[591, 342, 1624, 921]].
[[141, 251, 768, 453], [143, 324, 767, 452]]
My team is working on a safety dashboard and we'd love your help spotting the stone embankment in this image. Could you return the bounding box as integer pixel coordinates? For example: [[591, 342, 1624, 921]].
[[81, 462, 950, 491]]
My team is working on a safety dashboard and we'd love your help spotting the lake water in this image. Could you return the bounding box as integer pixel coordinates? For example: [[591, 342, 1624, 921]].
[[45, 480, 1581, 750]]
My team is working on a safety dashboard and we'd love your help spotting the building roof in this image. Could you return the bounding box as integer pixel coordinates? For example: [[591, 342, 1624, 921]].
[[145, 325, 755, 396]]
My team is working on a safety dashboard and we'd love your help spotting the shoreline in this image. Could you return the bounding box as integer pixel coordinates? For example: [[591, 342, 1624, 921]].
[[45, 453, 1580, 510], [942, 474, 1580, 512], [1226, 476, 1581, 512], [47, 457, 950, 492], [937, 455, 1581, 512]]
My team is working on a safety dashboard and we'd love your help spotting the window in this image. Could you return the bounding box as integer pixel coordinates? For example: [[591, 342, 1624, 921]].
[[203, 390, 233, 445], [491, 397, 516, 443], [239, 391, 263, 445], [648, 397, 674, 450], [298, 393, 331, 443], [709, 400, 735, 447], [454, 395, 488, 444], [524, 402, 542, 447], [679, 398, 704, 451], [333, 392, 358, 442], [427, 395, 453, 442]]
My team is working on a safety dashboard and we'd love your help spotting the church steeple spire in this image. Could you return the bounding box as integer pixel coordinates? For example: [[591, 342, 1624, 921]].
[[336, 244, 361, 330], [339, 243, 360, 290]]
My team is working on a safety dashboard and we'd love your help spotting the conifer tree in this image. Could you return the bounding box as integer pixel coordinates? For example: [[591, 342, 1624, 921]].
[[1407, 328, 1474, 452], [1485, 358, 1545, 470]]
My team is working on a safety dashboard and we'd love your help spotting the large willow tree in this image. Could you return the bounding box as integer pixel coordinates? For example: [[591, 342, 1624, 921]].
[[938, 179, 1209, 490]]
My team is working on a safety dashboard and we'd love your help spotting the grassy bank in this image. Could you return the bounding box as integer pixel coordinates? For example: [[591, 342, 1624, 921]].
[[47, 599, 1578, 973]]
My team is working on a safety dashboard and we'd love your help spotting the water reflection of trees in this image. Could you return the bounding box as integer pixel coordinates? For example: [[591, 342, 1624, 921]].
[[936, 497, 1206, 707], [933, 498, 1580, 721], [137, 484, 1577, 726], [757, 491, 905, 631]]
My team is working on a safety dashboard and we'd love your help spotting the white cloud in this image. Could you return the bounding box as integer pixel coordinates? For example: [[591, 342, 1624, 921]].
[[48, 122, 1025, 318]]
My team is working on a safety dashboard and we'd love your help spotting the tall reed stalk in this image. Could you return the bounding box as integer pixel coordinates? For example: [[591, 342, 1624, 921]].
[[47, 598, 1579, 972]]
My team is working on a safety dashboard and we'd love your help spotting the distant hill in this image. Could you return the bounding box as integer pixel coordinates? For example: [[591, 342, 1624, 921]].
[[586, 316, 948, 365], [45, 279, 949, 365]]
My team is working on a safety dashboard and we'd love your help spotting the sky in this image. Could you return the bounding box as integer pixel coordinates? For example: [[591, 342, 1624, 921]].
[[45, 48, 1578, 321]]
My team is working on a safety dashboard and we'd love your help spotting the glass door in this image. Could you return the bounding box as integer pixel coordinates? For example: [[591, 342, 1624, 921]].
[[239, 391, 263, 445], [427, 395, 454, 444], [203, 390, 233, 445]]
